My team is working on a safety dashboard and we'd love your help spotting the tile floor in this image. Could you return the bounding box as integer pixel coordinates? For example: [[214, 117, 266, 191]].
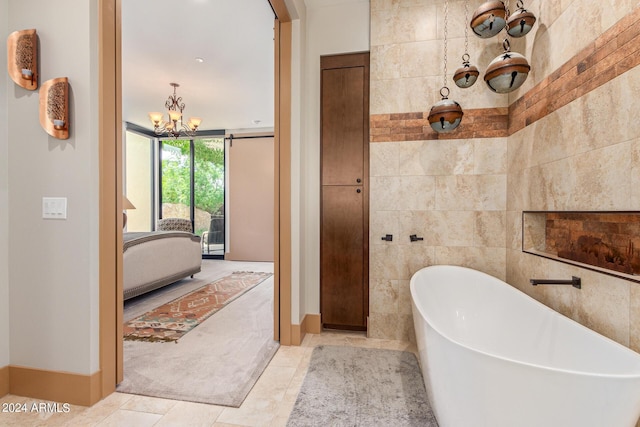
[[0, 331, 417, 427]]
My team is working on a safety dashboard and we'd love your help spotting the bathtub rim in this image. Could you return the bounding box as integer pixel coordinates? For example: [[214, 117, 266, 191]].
[[410, 264, 640, 380]]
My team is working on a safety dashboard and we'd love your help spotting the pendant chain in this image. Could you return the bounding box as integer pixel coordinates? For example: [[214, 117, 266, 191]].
[[443, 0, 448, 88], [464, 0, 469, 56]]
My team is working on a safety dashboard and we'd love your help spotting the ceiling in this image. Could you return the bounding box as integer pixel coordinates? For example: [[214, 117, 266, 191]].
[[121, 0, 275, 133]]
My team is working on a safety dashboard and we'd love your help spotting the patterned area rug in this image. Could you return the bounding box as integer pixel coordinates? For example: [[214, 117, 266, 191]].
[[123, 271, 272, 342], [287, 346, 438, 426]]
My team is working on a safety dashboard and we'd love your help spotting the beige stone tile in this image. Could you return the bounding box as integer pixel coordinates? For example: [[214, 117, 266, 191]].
[[369, 78, 401, 115], [269, 414, 291, 427], [371, 3, 438, 46], [397, 141, 426, 176], [370, 209, 402, 247], [529, 159, 571, 211], [397, 244, 437, 280], [474, 211, 506, 248], [282, 367, 307, 404], [368, 313, 400, 340], [38, 403, 87, 427], [633, 138, 640, 208], [574, 270, 630, 347], [369, 312, 414, 342], [506, 210, 523, 252], [528, 143, 632, 210], [407, 76, 443, 113], [274, 398, 296, 421], [568, 142, 632, 210], [370, 243, 402, 281], [120, 394, 177, 415], [370, 278, 400, 315], [246, 365, 297, 402], [95, 409, 162, 427], [216, 397, 279, 427], [370, 44, 402, 81], [530, 110, 579, 166], [630, 284, 640, 353], [435, 175, 506, 211], [402, 210, 475, 247], [506, 127, 531, 168], [399, 40, 442, 78], [154, 401, 223, 427], [370, 142, 400, 177], [435, 246, 507, 281], [0, 396, 85, 427], [402, 139, 474, 176], [60, 392, 134, 426], [474, 138, 507, 175], [397, 280, 413, 316], [267, 346, 309, 369], [371, 175, 436, 212]]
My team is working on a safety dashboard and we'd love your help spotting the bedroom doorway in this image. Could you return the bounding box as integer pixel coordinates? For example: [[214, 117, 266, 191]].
[[98, 0, 294, 396]]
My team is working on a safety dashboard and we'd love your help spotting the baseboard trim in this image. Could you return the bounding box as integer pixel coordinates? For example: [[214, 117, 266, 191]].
[[9, 366, 102, 406], [291, 314, 322, 346], [0, 365, 9, 397], [304, 313, 322, 334], [291, 323, 303, 346]]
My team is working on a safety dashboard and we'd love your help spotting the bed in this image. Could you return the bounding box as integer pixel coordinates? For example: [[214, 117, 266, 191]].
[[123, 231, 202, 300]]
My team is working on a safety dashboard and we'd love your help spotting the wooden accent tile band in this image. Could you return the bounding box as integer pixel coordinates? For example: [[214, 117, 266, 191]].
[[509, 4, 640, 134], [371, 6, 640, 142], [370, 108, 508, 142]]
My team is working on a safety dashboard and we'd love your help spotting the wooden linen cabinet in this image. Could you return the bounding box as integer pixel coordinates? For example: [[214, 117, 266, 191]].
[[320, 52, 370, 331]]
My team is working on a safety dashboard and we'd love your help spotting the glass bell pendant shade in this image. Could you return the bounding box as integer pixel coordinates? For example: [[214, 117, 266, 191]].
[[470, 1, 507, 38], [506, 7, 537, 37], [484, 50, 530, 93], [428, 89, 464, 133], [453, 56, 480, 88]]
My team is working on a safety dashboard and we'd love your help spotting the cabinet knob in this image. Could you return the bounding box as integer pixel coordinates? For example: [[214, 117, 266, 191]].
[[356, 188, 361, 193], [356, 178, 362, 183]]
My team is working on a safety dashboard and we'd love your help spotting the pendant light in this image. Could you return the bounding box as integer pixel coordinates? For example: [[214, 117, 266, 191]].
[[428, 0, 463, 133], [470, 1, 507, 39], [484, 39, 530, 93], [428, 88, 464, 133], [506, 0, 537, 37], [453, 0, 479, 89]]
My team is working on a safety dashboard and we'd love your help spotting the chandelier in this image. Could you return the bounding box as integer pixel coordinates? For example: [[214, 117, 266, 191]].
[[148, 83, 202, 138]]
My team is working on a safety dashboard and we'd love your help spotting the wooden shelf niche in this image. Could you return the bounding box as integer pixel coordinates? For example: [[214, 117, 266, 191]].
[[39, 77, 69, 139], [7, 29, 38, 90], [522, 211, 640, 283]]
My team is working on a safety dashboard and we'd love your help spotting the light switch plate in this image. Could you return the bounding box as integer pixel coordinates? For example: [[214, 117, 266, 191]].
[[42, 197, 67, 219]]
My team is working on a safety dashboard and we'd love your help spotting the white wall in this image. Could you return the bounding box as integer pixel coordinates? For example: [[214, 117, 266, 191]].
[[7, 0, 100, 374], [289, 0, 307, 324], [0, 0, 10, 369], [300, 0, 370, 317]]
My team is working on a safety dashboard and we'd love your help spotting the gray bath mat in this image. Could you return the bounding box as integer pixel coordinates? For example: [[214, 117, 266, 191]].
[[287, 345, 438, 426]]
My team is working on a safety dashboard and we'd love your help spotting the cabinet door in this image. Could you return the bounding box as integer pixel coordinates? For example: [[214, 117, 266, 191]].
[[321, 66, 365, 186], [321, 185, 365, 328]]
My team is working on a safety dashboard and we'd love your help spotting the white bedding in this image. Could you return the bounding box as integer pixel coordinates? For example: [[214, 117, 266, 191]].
[[123, 231, 202, 300]]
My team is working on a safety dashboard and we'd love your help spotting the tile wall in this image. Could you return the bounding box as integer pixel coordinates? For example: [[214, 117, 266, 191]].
[[369, 0, 640, 345]]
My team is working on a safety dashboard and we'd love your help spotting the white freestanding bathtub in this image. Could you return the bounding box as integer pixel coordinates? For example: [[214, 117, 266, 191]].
[[410, 265, 640, 427]]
